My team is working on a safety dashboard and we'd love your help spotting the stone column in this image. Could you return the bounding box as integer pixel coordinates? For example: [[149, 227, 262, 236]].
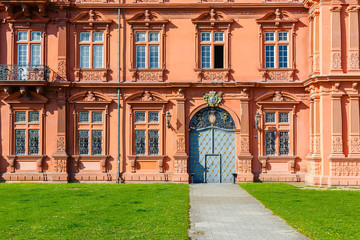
[[308, 97, 314, 156], [330, 5, 342, 73], [330, 83, 344, 157], [52, 88, 68, 181], [348, 85, 360, 156], [237, 88, 252, 182], [313, 94, 321, 157], [347, 5, 360, 72], [173, 88, 189, 182]]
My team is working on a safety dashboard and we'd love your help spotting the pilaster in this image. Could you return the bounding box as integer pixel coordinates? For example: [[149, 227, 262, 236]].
[[330, 83, 345, 158], [330, 5, 343, 74], [348, 90, 360, 157], [347, 5, 360, 73]]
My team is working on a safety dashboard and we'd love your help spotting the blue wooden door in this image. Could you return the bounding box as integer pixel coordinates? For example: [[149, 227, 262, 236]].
[[189, 107, 236, 183]]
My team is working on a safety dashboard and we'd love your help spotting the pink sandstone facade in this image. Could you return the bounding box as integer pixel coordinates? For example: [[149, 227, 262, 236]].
[[0, 0, 359, 186]]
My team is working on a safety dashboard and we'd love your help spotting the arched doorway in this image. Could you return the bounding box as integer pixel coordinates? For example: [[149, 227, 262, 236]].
[[189, 107, 236, 183]]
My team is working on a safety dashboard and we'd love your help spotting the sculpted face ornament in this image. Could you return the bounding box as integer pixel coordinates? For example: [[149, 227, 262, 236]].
[[204, 91, 223, 107]]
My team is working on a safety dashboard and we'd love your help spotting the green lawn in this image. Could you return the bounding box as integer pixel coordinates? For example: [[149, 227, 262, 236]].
[[0, 183, 189, 240], [240, 183, 360, 240]]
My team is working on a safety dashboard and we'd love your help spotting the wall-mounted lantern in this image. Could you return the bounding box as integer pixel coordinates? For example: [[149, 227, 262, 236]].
[[166, 111, 172, 129], [254, 111, 261, 130]]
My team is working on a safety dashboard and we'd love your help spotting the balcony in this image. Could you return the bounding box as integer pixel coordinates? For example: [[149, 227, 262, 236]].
[[0, 65, 49, 81]]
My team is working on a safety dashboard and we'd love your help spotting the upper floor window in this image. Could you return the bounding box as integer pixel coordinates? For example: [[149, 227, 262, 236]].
[[264, 31, 289, 69], [79, 31, 104, 69], [17, 30, 42, 66], [14, 110, 41, 155], [200, 32, 224, 69], [135, 32, 160, 69]]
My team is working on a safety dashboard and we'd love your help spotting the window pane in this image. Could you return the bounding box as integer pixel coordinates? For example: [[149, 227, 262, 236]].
[[265, 131, 276, 156], [136, 45, 146, 69], [15, 130, 26, 155], [135, 112, 146, 123], [278, 45, 288, 68], [201, 32, 211, 42], [136, 32, 146, 42], [31, 32, 41, 41], [92, 130, 102, 155], [149, 32, 159, 42], [149, 45, 159, 69], [279, 131, 289, 156], [264, 32, 275, 42], [278, 32, 288, 42], [16, 112, 26, 122], [18, 31, 28, 41], [135, 130, 146, 155], [29, 129, 39, 155], [265, 45, 275, 68], [80, 45, 90, 68], [18, 44, 28, 66], [214, 32, 224, 42], [80, 32, 90, 42], [79, 112, 89, 123], [265, 112, 275, 123], [201, 45, 211, 69], [149, 130, 159, 155], [79, 130, 89, 155], [279, 112, 289, 123], [93, 32, 103, 42], [93, 45, 103, 69], [92, 112, 103, 123], [29, 112, 39, 123], [149, 112, 159, 123], [31, 44, 41, 66]]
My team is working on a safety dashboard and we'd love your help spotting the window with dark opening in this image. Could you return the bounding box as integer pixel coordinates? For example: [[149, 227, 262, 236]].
[[214, 45, 224, 69]]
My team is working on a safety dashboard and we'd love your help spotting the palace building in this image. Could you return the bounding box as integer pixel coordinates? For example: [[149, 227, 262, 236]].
[[0, 0, 360, 186]]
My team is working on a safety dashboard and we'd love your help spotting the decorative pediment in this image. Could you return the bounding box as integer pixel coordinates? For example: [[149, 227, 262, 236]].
[[192, 9, 234, 26], [3, 91, 48, 104], [256, 9, 298, 26], [6, 9, 49, 24], [255, 91, 300, 103], [127, 10, 168, 26], [126, 91, 168, 103], [3, 0, 49, 19], [68, 91, 112, 104], [70, 10, 112, 26]]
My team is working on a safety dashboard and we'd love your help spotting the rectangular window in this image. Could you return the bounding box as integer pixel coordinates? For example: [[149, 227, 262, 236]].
[[265, 131, 276, 156], [201, 32, 211, 42], [93, 32, 103, 42], [18, 31, 28, 41], [214, 45, 224, 69], [18, 44, 28, 66], [149, 45, 159, 69], [135, 112, 146, 123], [136, 32, 146, 42], [79, 130, 89, 155], [148, 130, 159, 155], [278, 32, 288, 42], [31, 32, 41, 41], [265, 45, 275, 68], [279, 131, 289, 156], [135, 130, 146, 155], [16, 112, 26, 122], [92, 130, 102, 155], [17, 31, 42, 68], [31, 44, 41, 66], [278, 45, 288, 68], [265, 112, 276, 123], [149, 32, 159, 42], [265, 32, 275, 42], [148, 112, 159, 123], [28, 129, 39, 155], [79, 112, 89, 123], [29, 112, 39, 123], [93, 45, 103, 69], [136, 45, 146, 69], [92, 112, 103, 123], [80, 32, 90, 42], [279, 112, 289, 123], [201, 45, 211, 69], [80, 45, 90, 68], [214, 32, 224, 42], [15, 129, 26, 155]]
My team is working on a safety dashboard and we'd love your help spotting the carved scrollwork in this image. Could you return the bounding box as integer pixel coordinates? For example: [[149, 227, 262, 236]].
[[54, 159, 67, 172], [238, 159, 251, 173], [176, 137, 186, 152], [350, 136, 360, 153], [332, 161, 360, 176], [331, 52, 342, 70], [332, 136, 343, 153], [240, 137, 249, 152], [174, 159, 187, 173]]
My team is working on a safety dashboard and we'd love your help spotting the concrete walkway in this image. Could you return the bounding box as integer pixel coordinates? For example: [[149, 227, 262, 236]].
[[188, 184, 308, 240]]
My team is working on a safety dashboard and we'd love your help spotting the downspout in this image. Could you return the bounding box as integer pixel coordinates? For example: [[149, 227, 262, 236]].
[[116, 5, 121, 183]]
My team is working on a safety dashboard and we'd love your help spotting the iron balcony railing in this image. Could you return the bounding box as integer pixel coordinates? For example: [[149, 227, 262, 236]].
[[0, 65, 50, 81]]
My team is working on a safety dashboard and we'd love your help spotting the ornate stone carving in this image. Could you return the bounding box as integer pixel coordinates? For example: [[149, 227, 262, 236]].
[[57, 136, 66, 151], [350, 136, 360, 153], [349, 52, 360, 70], [82, 71, 106, 81], [57, 59, 66, 80], [314, 136, 320, 153], [9, 156, 16, 173], [84, 91, 96, 101], [352, 82, 358, 92], [332, 161, 360, 176], [137, 71, 163, 82], [331, 52, 342, 70], [174, 159, 187, 173], [240, 137, 249, 152], [135, 0, 160, 2], [308, 161, 321, 175], [261, 70, 294, 81], [177, 88, 184, 97], [176, 137, 186, 152], [273, 91, 285, 101], [333, 82, 340, 92], [238, 159, 251, 173], [54, 159, 67, 172], [203, 71, 225, 81], [101, 157, 107, 173], [261, 159, 267, 173], [313, 53, 320, 72], [130, 158, 136, 173], [200, 0, 224, 2], [141, 91, 153, 101], [332, 136, 343, 153], [203, 91, 223, 107]]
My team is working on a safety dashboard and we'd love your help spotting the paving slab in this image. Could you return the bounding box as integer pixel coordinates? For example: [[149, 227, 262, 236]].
[[188, 184, 309, 240]]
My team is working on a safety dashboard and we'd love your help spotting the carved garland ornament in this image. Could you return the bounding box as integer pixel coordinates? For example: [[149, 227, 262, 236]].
[[332, 137, 343, 153], [57, 136, 66, 151]]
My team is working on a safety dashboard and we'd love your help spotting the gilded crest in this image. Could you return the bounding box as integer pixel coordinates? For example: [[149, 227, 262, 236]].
[[204, 91, 223, 107]]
